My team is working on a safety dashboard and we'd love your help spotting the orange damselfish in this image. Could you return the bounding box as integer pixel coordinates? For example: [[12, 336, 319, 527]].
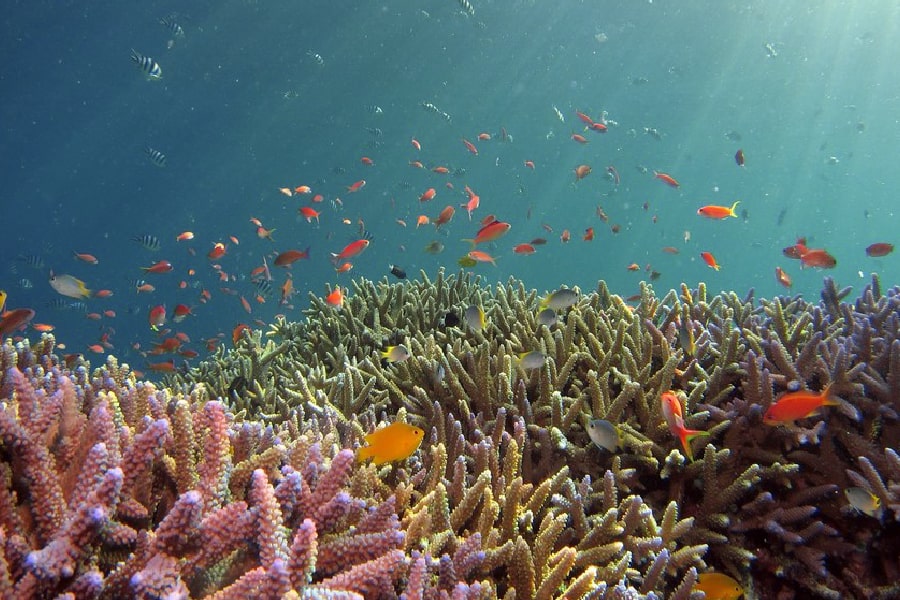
[[357, 422, 425, 465], [763, 384, 837, 425]]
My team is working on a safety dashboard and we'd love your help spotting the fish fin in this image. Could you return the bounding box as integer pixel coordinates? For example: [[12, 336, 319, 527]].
[[356, 445, 376, 462], [821, 383, 840, 405], [681, 428, 710, 462]]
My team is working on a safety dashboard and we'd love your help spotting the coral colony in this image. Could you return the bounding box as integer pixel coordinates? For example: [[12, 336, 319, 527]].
[[1, 270, 898, 599]]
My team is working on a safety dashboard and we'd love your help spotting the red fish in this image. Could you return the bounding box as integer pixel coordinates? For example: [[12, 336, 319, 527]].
[[232, 324, 250, 345], [654, 171, 680, 188], [325, 286, 344, 308], [660, 390, 709, 461], [513, 243, 536, 255], [434, 206, 455, 228], [346, 180, 366, 193], [141, 260, 174, 274], [73, 251, 99, 265], [700, 251, 720, 271], [298, 206, 320, 223], [147, 359, 176, 373], [462, 185, 480, 219], [172, 304, 193, 323], [432, 166, 450, 174], [0, 308, 36, 337], [764, 384, 837, 425], [800, 248, 836, 269], [524, 160, 535, 169], [783, 238, 808, 259], [575, 111, 594, 125], [866, 243, 894, 257], [462, 138, 478, 155], [467, 220, 510, 245], [588, 122, 607, 132], [583, 227, 594, 242], [274, 247, 311, 267], [419, 187, 437, 202], [571, 133, 588, 144], [467, 250, 496, 265], [208, 242, 226, 261], [331, 239, 369, 264], [360, 156, 374, 166], [775, 267, 792, 289], [697, 201, 740, 220], [148, 305, 166, 330]]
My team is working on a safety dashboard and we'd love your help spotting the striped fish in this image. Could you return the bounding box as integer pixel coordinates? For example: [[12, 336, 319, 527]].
[[17, 254, 45, 270], [457, 0, 475, 16], [132, 234, 161, 251], [159, 15, 185, 38], [145, 147, 167, 167], [255, 279, 273, 298], [131, 49, 162, 80]]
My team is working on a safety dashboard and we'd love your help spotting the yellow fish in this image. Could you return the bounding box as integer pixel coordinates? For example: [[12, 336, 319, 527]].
[[693, 572, 744, 600], [357, 422, 424, 465], [49, 272, 91, 299]]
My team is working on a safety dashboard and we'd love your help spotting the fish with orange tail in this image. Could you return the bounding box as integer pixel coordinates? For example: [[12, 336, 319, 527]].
[[763, 384, 838, 425], [660, 390, 710, 461], [357, 421, 425, 465], [653, 170, 680, 188], [330, 239, 369, 265]]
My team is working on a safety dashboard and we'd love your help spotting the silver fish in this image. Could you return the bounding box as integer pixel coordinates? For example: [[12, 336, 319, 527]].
[[517, 351, 547, 370], [464, 304, 485, 332], [49, 273, 91, 299], [145, 147, 167, 167], [541, 288, 578, 311], [537, 307, 557, 327], [587, 419, 620, 452]]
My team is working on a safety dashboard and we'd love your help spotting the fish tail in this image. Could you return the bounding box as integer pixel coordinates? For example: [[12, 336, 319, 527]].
[[680, 427, 710, 462], [821, 383, 839, 405], [730, 200, 741, 216], [356, 446, 375, 462]]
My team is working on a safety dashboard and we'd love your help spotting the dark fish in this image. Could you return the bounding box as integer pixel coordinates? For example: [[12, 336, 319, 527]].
[[389, 264, 407, 280], [133, 234, 161, 251], [130, 49, 162, 79], [145, 147, 167, 168], [457, 0, 475, 15], [734, 148, 744, 167], [17, 254, 45, 270], [255, 279, 273, 297], [776, 208, 787, 227], [443, 312, 460, 328], [228, 375, 248, 401]]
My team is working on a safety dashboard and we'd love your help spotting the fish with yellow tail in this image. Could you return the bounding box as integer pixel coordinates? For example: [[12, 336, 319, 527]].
[[357, 422, 425, 465], [692, 572, 744, 600], [763, 384, 837, 425], [49, 272, 91, 299], [660, 390, 710, 461]]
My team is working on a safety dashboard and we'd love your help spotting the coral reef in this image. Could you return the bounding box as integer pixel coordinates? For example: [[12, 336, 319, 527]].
[[1, 270, 898, 599]]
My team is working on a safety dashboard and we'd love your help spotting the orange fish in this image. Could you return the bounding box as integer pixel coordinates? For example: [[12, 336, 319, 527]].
[[419, 187, 437, 202], [232, 324, 250, 345], [467, 250, 496, 265], [334, 262, 353, 274], [72, 251, 99, 265], [176, 231, 194, 242], [298, 206, 320, 224], [346, 180, 366, 193], [147, 359, 176, 373], [462, 138, 478, 155], [775, 267, 792, 289], [571, 133, 588, 144], [312, 194, 324, 203], [466, 220, 510, 245], [411, 138, 421, 151], [653, 171, 680, 188], [763, 384, 837, 425], [697, 201, 740, 220], [574, 165, 592, 180], [588, 122, 608, 133], [280, 277, 293, 305], [331, 239, 369, 263], [800, 248, 836, 269], [87, 344, 105, 354], [575, 111, 594, 125], [294, 185, 312, 194], [240, 295, 252, 314], [513, 243, 535, 255], [700, 252, 720, 271], [416, 215, 431, 227], [627, 263, 640, 271], [360, 156, 374, 166], [94, 289, 114, 298], [325, 286, 344, 308], [432, 166, 450, 174], [357, 422, 425, 465], [583, 227, 594, 242], [409, 160, 424, 169], [660, 390, 710, 461], [462, 185, 480, 219], [0, 306, 36, 337], [208, 243, 226, 261], [434, 205, 455, 228], [477, 132, 491, 141], [274, 247, 311, 267], [148, 305, 166, 330]]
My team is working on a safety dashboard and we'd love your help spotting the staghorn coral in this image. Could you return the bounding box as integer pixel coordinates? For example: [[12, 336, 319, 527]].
[[3, 270, 900, 598]]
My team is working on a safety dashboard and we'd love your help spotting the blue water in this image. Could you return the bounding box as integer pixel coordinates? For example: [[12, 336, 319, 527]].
[[2, 1, 898, 375]]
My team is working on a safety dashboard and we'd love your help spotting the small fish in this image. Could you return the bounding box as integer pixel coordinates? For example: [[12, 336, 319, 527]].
[[700, 251, 720, 271], [346, 179, 366, 193], [381, 344, 410, 363], [357, 421, 425, 465], [587, 419, 620, 452], [513, 243, 536, 255], [466, 220, 511, 246], [131, 49, 162, 80], [419, 187, 437, 202], [467, 250, 496, 265], [141, 260, 174, 274], [159, 14, 185, 38], [865, 242, 893, 257], [574, 165, 592, 180], [540, 288, 578, 311], [228, 375, 248, 402], [697, 201, 740, 220], [325, 286, 344, 308], [464, 304, 485, 332], [775, 267, 792, 289], [734, 149, 745, 167], [844, 487, 883, 519], [660, 390, 710, 461], [148, 304, 166, 330], [434, 205, 456, 228], [17, 254, 45, 270], [536, 307, 557, 327], [763, 384, 837, 425], [176, 231, 194, 242], [208, 242, 227, 261], [331, 239, 369, 264], [49, 273, 91, 299], [653, 170, 680, 188], [424, 241, 445, 254], [389, 264, 407, 279], [145, 147, 167, 167], [693, 572, 744, 600], [275, 247, 311, 267], [72, 251, 99, 265], [457, 255, 477, 268], [298, 206, 321, 223], [456, 0, 475, 16], [133, 234, 161, 251], [516, 350, 547, 370], [172, 304, 192, 323], [462, 138, 478, 155]]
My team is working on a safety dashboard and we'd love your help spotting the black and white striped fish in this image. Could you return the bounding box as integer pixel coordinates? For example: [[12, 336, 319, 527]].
[[457, 0, 475, 16], [16, 254, 45, 270], [145, 147, 167, 167], [159, 15, 185, 38], [132, 234, 161, 251], [131, 49, 162, 80], [255, 279, 273, 298]]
